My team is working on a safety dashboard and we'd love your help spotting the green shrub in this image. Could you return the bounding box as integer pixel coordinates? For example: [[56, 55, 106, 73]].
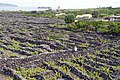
[[67, 23, 78, 31], [16, 67, 46, 80], [99, 14, 108, 18], [75, 20, 120, 33]]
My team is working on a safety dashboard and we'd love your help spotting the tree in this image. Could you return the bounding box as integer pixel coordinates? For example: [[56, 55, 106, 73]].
[[92, 11, 99, 18], [64, 14, 75, 23]]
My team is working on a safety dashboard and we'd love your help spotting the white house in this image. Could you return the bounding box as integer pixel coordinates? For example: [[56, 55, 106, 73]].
[[55, 13, 66, 16], [109, 15, 120, 21], [76, 14, 92, 19], [105, 15, 120, 22]]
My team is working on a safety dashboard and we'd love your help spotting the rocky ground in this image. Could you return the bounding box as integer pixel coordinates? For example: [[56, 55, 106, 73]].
[[0, 74, 6, 80], [0, 12, 120, 80]]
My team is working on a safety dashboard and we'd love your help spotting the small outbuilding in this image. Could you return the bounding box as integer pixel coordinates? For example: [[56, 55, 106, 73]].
[[76, 14, 92, 19]]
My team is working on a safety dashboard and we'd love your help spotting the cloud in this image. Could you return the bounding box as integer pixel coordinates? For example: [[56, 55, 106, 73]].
[[0, 0, 119, 8]]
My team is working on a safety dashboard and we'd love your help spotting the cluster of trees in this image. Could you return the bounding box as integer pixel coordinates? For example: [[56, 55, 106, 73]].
[[24, 11, 55, 18], [24, 7, 120, 19], [65, 14, 120, 33]]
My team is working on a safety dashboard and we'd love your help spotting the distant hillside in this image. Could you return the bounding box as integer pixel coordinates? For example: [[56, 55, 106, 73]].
[[0, 3, 18, 7]]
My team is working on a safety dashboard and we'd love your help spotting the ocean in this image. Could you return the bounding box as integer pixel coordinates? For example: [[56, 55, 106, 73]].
[[0, 7, 48, 11]]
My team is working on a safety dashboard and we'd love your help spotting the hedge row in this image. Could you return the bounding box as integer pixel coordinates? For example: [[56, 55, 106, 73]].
[[68, 20, 120, 33]]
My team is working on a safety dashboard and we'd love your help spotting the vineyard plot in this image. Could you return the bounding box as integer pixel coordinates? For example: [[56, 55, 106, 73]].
[[0, 13, 120, 80]]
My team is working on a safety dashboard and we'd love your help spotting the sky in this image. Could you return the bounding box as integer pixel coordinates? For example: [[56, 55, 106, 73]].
[[0, 0, 120, 9]]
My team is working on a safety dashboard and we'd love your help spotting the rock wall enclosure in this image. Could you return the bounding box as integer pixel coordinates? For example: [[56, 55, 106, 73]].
[[0, 13, 120, 80]]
